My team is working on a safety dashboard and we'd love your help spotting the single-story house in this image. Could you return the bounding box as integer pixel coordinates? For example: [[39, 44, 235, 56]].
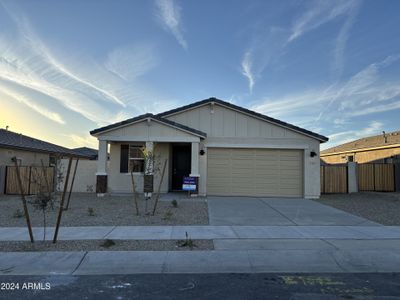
[[90, 97, 328, 198], [0, 128, 90, 194], [321, 130, 400, 164]]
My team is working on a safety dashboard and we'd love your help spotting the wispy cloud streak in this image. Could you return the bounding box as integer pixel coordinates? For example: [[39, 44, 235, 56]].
[[0, 83, 65, 124], [250, 54, 400, 132], [155, 0, 187, 49], [288, 0, 360, 43], [0, 3, 176, 127], [241, 51, 255, 93]]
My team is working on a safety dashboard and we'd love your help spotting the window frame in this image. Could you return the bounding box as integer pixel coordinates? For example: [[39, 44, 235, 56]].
[[128, 145, 145, 174]]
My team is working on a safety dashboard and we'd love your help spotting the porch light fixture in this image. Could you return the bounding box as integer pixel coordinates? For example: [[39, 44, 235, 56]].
[[199, 149, 205, 155], [310, 151, 317, 157]]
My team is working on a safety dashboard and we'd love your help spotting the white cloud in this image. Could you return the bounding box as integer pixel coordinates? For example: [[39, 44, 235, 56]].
[[0, 84, 65, 124], [288, 0, 360, 43], [0, 4, 173, 127], [105, 44, 159, 81], [250, 54, 400, 131], [241, 51, 255, 93], [68, 133, 98, 148], [155, 0, 187, 50], [322, 121, 384, 150]]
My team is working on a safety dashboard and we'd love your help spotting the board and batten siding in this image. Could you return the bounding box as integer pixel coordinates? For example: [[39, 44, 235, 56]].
[[165, 103, 313, 141], [165, 103, 321, 198], [96, 120, 199, 142]]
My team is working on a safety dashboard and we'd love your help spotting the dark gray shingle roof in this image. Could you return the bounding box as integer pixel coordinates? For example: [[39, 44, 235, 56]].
[[321, 130, 400, 154], [0, 129, 91, 158], [72, 147, 98, 159]]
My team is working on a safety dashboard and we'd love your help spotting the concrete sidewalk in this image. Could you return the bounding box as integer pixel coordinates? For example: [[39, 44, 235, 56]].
[[1, 247, 400, 275], [2, 225, 400, 241]]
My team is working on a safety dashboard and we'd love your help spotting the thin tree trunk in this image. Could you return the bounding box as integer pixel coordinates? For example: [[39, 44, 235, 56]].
[[152, 159, 168, 216], [131, 172, 139, 215]]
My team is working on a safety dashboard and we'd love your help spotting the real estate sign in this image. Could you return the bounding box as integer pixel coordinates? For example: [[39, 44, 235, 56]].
[[182, 176, 197, 191]]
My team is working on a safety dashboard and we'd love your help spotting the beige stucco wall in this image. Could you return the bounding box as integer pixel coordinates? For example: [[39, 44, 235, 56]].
[[0, 148, 50, 195], [108, 142, 170, 193], [0, 148, 50, 166], [166, 103, 322, 198], [58, 159, 99, 193]]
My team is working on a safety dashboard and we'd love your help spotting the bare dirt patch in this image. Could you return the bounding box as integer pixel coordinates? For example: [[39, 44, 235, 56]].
[[316, 192, 400, 225], [0, 193, 209, 227], [0, 239, 214, 252]]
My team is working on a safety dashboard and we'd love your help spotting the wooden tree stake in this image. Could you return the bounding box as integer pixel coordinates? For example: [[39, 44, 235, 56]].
[[12, 157, 34, 243], [65, 158, 79, 210], [53, 157, 72, 243]]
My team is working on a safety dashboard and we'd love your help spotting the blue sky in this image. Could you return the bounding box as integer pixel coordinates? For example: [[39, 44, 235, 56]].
[[0, 0, 399, 150]]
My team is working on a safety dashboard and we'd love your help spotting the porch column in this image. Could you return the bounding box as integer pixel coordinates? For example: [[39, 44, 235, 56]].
[[144, 141, 154, 198], [190, 142, 200, 196], [96, 140, 108, 195], [145, 141, 154, 174]]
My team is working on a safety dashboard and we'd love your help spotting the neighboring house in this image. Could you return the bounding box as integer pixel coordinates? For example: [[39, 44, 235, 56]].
[[321, 130, 400, 164], [0, 129, 90, 194], [90, 98, 328, 198], [72, 147, 99, 160]]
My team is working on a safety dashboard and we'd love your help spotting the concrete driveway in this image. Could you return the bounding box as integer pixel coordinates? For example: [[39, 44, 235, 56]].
[[207, 197, 377, 226]]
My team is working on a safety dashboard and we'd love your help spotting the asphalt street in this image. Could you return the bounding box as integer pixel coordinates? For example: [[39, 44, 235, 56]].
[[1, 273, 400, 300]]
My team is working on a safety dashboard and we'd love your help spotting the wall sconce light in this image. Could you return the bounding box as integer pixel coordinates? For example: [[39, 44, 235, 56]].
[[199, 149, 205, 156], [310, 151, 317, 157]]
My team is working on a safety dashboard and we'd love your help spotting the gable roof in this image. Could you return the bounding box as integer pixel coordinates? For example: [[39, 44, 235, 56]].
[[72, 147, 98, 159], [321, 130, 400, 155], [158, 97, 328, 142], [90, 113, 207, 138], [0, 129, 91, 158]]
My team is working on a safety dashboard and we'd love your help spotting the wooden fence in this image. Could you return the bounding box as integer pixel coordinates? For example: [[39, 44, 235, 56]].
[[358, 163, 395, 192], [320, 165, 348, 194], [5, 166, 54, 195]]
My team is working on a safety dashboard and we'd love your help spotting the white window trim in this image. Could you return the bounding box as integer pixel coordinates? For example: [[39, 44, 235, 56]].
[[128, 145, 145, 173]]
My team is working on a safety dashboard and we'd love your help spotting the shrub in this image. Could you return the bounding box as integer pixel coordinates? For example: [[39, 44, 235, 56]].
[[100, 239, 116, 248], [13, 209, 24, 218], [87, 207, 95, 216]]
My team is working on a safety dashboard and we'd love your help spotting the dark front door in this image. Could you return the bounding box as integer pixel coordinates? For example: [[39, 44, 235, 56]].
[[171, 144, 191, 190]]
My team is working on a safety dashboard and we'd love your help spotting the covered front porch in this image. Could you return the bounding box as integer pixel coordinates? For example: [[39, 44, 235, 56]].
[[91, 114, 206, 196]]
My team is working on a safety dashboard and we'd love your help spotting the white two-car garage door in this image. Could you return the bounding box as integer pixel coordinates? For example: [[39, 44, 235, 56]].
[[207, 148, 303, 197]]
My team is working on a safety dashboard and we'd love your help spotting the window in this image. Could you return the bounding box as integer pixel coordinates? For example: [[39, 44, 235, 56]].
[[129, 145, 144, 173], [347, 155, 354, 162], [120, 144, 146, 173]]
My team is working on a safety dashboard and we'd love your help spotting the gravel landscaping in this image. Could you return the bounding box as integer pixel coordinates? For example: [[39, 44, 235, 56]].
[[0, 239, 214, 252], [0, 193, 209, 227], [316, 192, 400, 225]]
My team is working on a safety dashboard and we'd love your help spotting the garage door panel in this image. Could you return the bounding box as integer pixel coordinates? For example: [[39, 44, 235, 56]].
[[207, 148, 303, 197]]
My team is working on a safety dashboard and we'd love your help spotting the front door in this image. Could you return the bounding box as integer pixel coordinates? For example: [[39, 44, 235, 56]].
[[171, 144, 191, 190]]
